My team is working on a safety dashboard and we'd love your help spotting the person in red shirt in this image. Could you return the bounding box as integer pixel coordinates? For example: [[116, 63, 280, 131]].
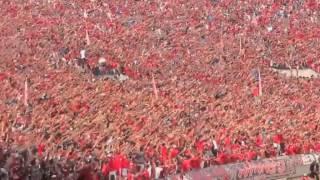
[[160, 143, 168, 163], [224, 136, 231, 147], [216, 151, 228, 165], [195, 135, 207, 154], [195, 140, 206, 153], [121, 155, 131, 177], [285, 143, 292, 155], [265, 144, 277, 158], [246, 149, 257, 161], [303, 141, 314, 154], [286, 144, 297, 155], [136, 167, 150, 180], [101, 162, 109, 177], [108, 153, 125, 176], [230, 152, 244, 162], [314, 143, 320, 152], [181, 159, 191, 173], [169, 145, 180, 159], [272, 132, 284, 155], [190, 156, 201, 170], [127, 172, 135, 180], [231, 142, 241, 151], [146, 145, 156, 159], [272, 133, 284, 144]]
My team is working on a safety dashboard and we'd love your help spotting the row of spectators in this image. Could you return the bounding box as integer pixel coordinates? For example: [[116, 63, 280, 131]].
[[2, 130, 317, 179]]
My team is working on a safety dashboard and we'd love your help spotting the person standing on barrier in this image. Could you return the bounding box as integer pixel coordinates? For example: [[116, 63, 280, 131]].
[[302, 173, 310, 180], [309, 157, 320, 180]]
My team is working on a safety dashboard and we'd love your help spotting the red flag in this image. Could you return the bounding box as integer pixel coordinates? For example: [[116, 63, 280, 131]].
[[252, 86, 260, 97], [251, 68, 262, 96]]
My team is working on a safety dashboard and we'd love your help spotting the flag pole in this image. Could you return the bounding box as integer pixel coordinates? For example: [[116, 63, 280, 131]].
[[84, 10, 90, 46], [258, 68, 262, 96], [152, 74, 158, 100], [24, 78, 29, 107]]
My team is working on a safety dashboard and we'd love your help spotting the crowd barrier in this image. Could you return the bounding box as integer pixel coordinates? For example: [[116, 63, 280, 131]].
[[167, 154, 319, 180]]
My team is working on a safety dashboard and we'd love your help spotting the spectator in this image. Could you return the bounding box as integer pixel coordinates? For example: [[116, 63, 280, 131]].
[[77, 49, 86, 66], [0, 168, 9, 180], [309, 157, 320, 180], [133, 146, 146, 172], [153, 161, 163, 180], [92, 57, 107, 76], [211, 135, 219, 157], [302, 173, 311, 180]]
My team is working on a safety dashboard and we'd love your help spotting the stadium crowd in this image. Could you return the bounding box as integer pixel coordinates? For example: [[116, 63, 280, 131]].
[[1, 0, 320, 179]]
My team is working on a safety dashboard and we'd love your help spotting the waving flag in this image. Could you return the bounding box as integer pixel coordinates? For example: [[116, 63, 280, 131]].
[[251, 68, 262, 97], [251, 69, 259, 82]]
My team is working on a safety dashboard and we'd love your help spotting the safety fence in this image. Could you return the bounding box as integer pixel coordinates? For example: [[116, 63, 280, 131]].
[[167, 154, 319, 180]]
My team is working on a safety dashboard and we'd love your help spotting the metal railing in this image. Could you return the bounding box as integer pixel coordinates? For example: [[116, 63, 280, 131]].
[[167, 154, 319, 180]]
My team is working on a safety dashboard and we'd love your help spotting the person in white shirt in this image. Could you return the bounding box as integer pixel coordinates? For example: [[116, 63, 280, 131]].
[[80, 49, 86, 60], [74, 49, 90, 72], [211, 135, 219, 157], [154, 161, 163, 179]]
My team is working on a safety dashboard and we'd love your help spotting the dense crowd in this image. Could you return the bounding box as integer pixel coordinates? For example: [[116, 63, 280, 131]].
[[1, 0, 320, 179], [0, 144, 167, 179]]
